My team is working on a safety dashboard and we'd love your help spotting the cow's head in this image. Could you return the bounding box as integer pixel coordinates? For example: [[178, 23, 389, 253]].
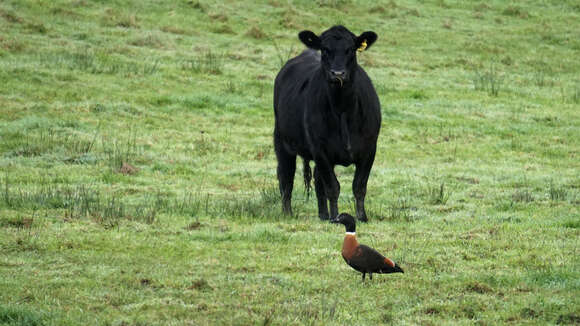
[[298, 25, 377, 87]]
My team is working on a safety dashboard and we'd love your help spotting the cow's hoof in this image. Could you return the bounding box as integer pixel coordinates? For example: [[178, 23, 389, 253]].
[[319, 214, 330, 221], [358, 216, 368, 223]]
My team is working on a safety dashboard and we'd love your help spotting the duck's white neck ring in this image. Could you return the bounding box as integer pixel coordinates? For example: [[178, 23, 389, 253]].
[[345, 232, 356, 235]]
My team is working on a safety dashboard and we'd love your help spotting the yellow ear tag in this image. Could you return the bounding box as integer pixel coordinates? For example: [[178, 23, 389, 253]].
[[357, 40, 367, 52]]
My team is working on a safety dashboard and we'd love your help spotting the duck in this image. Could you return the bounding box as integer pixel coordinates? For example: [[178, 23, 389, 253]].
[[332, 213, 404, 281]]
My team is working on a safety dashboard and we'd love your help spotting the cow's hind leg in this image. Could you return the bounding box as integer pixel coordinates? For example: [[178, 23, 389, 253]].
[[274, 138, 296, 215], [314, 166, 329, 220]]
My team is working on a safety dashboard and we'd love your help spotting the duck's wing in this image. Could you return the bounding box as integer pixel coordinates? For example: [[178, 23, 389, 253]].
[[347, 244, 401, 274]]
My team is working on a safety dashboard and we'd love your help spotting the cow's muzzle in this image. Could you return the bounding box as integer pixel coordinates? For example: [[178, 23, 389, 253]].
[[330, 70, 346, 88]]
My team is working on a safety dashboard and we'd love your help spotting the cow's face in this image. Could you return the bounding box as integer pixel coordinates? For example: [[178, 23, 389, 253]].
[[299, 26, 377, 87]]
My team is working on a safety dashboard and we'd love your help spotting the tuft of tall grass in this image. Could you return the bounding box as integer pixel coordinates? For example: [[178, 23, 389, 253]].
[[211, 24, 235, 35], [223, 80, 239, 94], [0, 35, 25, 52], [388, 197, 414, 221], [0, 177, 158, 225], [246, 26, 266, 39], [2, 128, 97, 163], [170, 186, 283, 220], [267, 299, 339, 325], [37, 49, 160, 76], [0, 8, 23, 24], [182, 50, 224, 75], [186, 0, 206, 11], [101, 8, 139, 28], [0, 304, 48, 326], [532, 63, 554, 88], [2, 175, 284, 225], [0, 215, 34, 229], [502, 6, 530, 19], [209, 193, 283, 219], [511, 189, 534, 203], [472, 62, 504, 96], [572, 83, 580, 103], [101, 131, 139, 172], [190, 131, 217, 156], [548, 181, 567, 201], [271, 38, 296, 69], [129, 34, 165, 48], [427, 182, 451, 205]]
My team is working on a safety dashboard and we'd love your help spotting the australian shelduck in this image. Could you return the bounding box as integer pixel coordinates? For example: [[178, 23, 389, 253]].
[[332, 213, 404, 281]]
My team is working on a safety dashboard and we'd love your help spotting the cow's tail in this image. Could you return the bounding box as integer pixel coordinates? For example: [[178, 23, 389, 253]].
[[303, 159, 312, 200]]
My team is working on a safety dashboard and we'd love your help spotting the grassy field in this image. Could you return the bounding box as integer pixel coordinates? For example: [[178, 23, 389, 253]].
[[1, 0, 579, 325]]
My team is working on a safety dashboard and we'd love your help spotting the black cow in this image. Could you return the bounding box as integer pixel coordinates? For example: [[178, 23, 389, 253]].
[[273, 25, 381, 222]]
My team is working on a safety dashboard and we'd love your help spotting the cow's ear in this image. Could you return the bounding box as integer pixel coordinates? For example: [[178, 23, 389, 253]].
[[356, 31, 378, 51], [299, 31, 321, 50]]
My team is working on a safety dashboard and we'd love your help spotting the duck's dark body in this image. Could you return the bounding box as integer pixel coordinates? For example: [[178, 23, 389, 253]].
[[334, 213, 404, 281]]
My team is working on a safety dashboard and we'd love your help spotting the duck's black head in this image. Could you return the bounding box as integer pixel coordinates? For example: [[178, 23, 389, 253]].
[[331, 213, 356, 233]]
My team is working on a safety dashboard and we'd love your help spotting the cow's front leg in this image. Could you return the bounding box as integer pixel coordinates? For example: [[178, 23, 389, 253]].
[[315, 161, 340, 220], [353, 152, 376, 222], [314, 166, 329, 220]]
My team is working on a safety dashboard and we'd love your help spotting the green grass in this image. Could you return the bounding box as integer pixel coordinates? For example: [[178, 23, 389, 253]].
[[1, 0, 579, 325]]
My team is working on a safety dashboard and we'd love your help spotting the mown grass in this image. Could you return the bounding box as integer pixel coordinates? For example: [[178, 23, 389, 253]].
[[1, 0, 579, 325]]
